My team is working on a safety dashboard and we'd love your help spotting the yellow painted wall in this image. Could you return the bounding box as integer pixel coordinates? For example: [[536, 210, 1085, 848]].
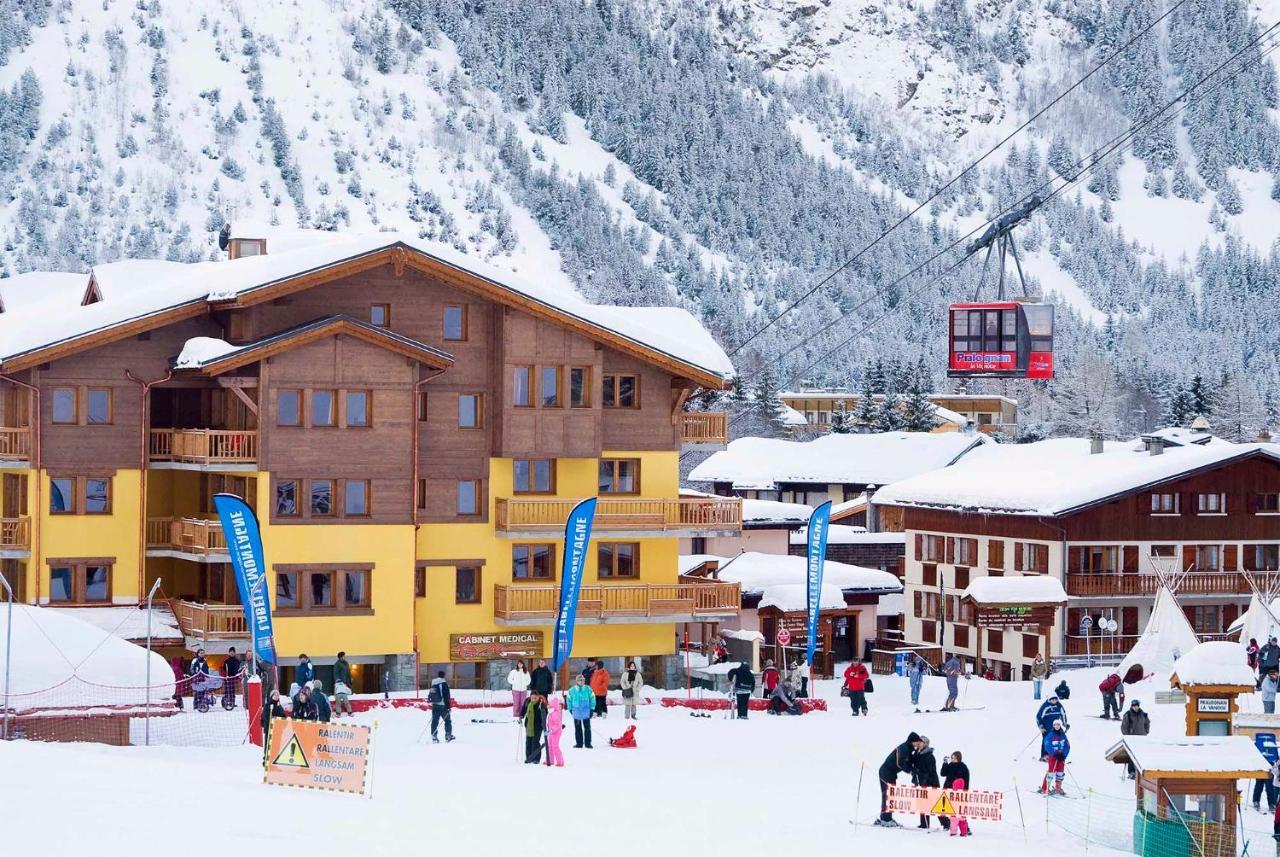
[[36, 469, 143, 603]]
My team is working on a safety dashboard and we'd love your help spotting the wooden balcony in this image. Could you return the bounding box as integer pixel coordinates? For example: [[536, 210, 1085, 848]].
[[1064, 634, 1139, 656], [1065, 572, 1275, 598], [147, 517, 228, 559], [0, 517, 30, 552], [679, 412, 728, 447], [493, 580, 741, 625], [495, 497, 742, 537], [148, 429, 258, 468], [0, 427, 31, 462], [171, 599, 248, 642]]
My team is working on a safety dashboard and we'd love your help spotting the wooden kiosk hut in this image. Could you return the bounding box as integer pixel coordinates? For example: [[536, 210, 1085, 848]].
[[959, 575, 1068, 677], [1168, 641, 1257, 736]]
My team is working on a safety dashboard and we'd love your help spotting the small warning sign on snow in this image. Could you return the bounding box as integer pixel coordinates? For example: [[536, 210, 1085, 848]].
[[264, 718, 372, 796], [886, 785, 1003, 821]]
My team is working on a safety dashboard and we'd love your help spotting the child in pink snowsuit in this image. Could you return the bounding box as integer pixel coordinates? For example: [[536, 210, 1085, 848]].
[[546, 695, 565, 767], [949, 778, 970, 836]]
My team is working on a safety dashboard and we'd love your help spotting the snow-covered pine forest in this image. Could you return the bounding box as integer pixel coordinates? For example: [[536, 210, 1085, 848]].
[[0, 0, 1278, 441]]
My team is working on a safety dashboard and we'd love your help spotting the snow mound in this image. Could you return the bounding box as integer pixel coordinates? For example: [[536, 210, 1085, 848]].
[[1118, 588, 1199, 680], [1169, 641, 1255, 688], [174, 337, 238, 369]]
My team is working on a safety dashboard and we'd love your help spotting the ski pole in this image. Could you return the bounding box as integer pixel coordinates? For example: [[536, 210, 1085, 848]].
[[1014, 730, 1041, 761], [853, 761, 865, 828]]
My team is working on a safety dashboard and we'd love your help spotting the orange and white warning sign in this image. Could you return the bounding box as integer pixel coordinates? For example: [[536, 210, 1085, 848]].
[[264, 718, 373, 796], [885, 785, 1003, 821]]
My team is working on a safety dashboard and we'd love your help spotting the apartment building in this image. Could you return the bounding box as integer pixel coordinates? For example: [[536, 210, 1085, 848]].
[[779, 388, 1018, 436], [0, 232, 743, 691], [875, 436, 1280, 679]]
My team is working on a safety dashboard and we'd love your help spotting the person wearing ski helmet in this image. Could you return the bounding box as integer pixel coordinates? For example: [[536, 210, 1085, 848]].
[[1040, 719, 1070, 795]]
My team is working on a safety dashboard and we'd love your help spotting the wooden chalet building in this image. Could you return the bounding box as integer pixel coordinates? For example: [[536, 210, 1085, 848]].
[[874, 435, 1280, 680], [0, 231, 741, 692]]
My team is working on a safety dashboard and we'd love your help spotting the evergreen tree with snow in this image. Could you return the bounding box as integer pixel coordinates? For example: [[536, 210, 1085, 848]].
[[900, 359, 939, 432]]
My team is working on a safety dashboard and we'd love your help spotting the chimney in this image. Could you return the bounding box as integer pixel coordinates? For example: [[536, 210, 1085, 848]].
[[227, 237, 267, 260], [1148, 436, 1164, 456], [1089, 432, 1104, 455]]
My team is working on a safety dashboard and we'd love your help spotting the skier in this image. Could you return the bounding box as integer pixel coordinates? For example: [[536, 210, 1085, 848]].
[[940, 750, 972, 836], [429, 670, 454, 743], [908, 655, 927, 711], [333, 651, 354, 718], [875, 732, 924, 827], [620, 661, 642, 719], [567, 674, 594, 748], [1039, 720, 1070, 795], [1031, 654, 1048, 700], [843, 660, 870, 716], [942, 653, 962, 712], [1120, 699, 1149, 779], [761, 659, 781, 699], [910, 735, 940, 830], [222, 647, 242, 710], [545, 695, 565, 767], [1054, 679, 1071, 700], [590, 660, 611, 718], [1263, 669, 1279, 715], [521, 692, 548, 764], [1099, 672, 1124, 720], [732, 660, 747, 721], [727, 661, 755, 719], [311, 679, 332, 723], [530, 658, 554, 697], [1036, 695, 1069, 760], [508, 660, 531, 720]]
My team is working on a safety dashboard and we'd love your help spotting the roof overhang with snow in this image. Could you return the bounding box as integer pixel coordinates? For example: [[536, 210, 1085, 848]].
[[961, 575, 1068, 606], [1105, 736, 1270, 779], [1168, 641, 1256, 689]]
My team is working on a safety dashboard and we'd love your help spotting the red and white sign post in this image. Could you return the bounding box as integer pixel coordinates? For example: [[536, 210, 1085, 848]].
[[776, 628, 791, 647]]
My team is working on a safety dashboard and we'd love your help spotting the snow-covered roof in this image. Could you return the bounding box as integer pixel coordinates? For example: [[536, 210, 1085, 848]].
[[48, 604, 182, 645], [779, 390, 1017, 406], [758, 582, 847, 612], [174, 337, 239, 369], [962, 575, 1068, 605], [830, 493, 868, 518], [1106, 736, 1270, 776], [0, 605, 174, 712], [689, 551, 901, 595], [1140, 427, 1228, 448], [778, 404, 808, 427], [742, 498, 812, 526], [0, 230, 733, 382], [1119, 587, 1200, 679], [688, 432, 987, 490], [788, 527, 905, 545], [1169, 641, 1256, 687], [0, 271, 88, 314], [874, 438, 1280, 517], [723, 629, 764, 642], [678, 554, 723, 575]]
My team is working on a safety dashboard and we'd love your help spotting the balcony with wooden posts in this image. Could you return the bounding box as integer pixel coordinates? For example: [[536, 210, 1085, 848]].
[[495, 496, 742, 538], [170, 599, 249, 643], [148, 429, 258, 470], [1065, 571, 1277, 598], [679, 412, 728, 449], [0, 516, 30, 557], [147, 517, 229, 562], [493, 580, 741, 626], [0, 427, 31, 464]]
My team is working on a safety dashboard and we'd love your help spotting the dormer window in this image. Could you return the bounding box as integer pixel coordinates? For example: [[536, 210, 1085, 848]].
[[81, 276, 103, 306], [228, 238, 267, 259]]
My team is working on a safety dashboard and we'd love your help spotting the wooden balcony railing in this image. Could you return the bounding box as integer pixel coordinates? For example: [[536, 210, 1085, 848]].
[[493, 581, 741, 622], [679, 412, 728, 444], [1065, 572, 1278, 597], [171, 599, 248, 641], [1064, 634, 1139, 656], [0, 427, 31, 460], [0, 517, 30, 549], [496, 497, 742, 533], [149, 429, 258, 465], [147, 517, 228, 556]]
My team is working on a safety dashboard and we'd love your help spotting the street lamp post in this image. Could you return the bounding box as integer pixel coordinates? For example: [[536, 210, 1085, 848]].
[[144, 577, 162, 747], [0, 573, 13, 741]]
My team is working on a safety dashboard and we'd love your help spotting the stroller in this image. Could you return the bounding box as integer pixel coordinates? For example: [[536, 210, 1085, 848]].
[[191, 674, 226, 713]]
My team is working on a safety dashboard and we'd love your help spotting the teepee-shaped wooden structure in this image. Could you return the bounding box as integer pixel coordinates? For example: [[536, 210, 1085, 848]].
[[1118, 563, 1200, 680]]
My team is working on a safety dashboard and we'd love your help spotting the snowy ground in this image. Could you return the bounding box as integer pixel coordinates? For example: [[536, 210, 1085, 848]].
[[4, 666, 1276, 855]]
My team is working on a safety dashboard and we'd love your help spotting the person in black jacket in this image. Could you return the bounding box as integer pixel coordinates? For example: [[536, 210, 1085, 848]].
[[727, 662, 755, 719], [911, 737, 941, 829], [291, 685, 315, 721], [222, 648, 242, 710], [876, 732, 924, 827], [260, 689, 286, 760], [530, 659, 554, 696], [521, 692, 548, 763], [429, 670, 455, 743], [939, 750, 971, 832]]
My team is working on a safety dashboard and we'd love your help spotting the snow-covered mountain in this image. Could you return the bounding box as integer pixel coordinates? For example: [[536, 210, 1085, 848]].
[[0, 0, 1278, 440]]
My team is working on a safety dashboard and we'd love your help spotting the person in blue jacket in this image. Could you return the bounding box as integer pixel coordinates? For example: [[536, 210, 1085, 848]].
[[1035, 695, 1068, 759], [908, 656, 927, 712], [294, 654, 315, 694], [566, 674, 595, 749], [1040, 720, 1070, 795]]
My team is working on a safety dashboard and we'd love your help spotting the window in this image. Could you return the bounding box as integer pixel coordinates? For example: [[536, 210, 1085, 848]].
[[310, 479, 334, 516], [276, 572, 299, 609], [1195, 545, 1221, 571], [919, 534, 944, 563], [513, 544, 554, 580], [370, 303, 391, 328], [570, 367, 590, 408], [51, 388, 76, 424], [539, 366, 561, 407], [50, 477, 75, 514], [275, 480, 299, 516], [513, 366, 532, 407], [455, 566, 480, 603], [1150, 492, 1179, 514], [598, 459, 639, 494], [952, 537, 977, 566], [443, 305, 467, 341], [1189, 605, 1221, 635], [86, 389, 111, 425], [1197, 492, 1225, 514], [417, 479, 428, 510], [344, 570, 371, 607], [414, 567, 426, 598], [458, 394, 482, 429], [47, 562, 112, 603], [1257, 493, 1280, 514], [598, 543, 639, 578], [1074, 545, 1119, 574], [344, 480, 369, 517], [602, 374, 639, 408], [457, 480, 480, 516], [1251, 544, 1280, 572], [1015, 542, 1049, 574], [1151, 544, 1176, 559], [277, 390, 301, 427], [84, 477, 110, 514], [345, 391, 370, 427], [309, 571, 333, 608], [311, 390, 336, 427], [513, 459, 554, 494]]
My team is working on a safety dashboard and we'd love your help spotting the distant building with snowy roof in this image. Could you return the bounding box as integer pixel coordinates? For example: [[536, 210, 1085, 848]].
[[778, 388, 1018, 437], [873, 436, 1280, 680]]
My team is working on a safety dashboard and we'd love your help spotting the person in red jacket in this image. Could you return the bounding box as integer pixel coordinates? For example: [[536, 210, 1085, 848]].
[[844, 661, 870, 716], [761, 659, 780, 699]]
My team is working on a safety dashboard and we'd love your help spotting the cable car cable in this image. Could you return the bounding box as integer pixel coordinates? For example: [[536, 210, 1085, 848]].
[[722, 0, 1192, 359]]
